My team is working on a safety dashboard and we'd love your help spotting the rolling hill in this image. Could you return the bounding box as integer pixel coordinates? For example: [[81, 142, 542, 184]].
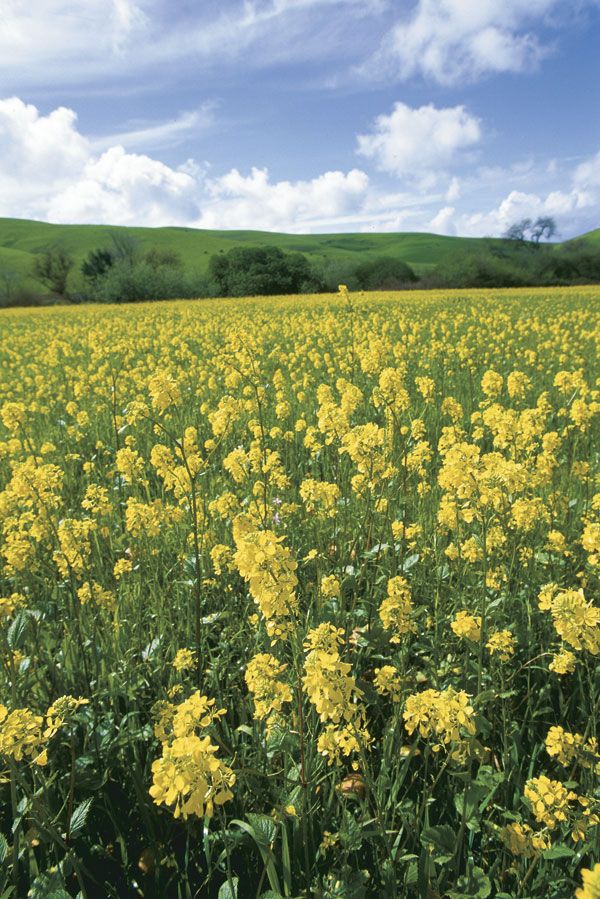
[[0, 217, 598, 294]]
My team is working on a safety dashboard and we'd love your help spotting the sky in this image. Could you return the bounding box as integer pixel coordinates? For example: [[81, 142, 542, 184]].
[[0, 0, 599, 237]]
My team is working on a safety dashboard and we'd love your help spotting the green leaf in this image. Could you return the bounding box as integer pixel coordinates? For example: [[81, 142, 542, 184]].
[[218, 878, 239, 899], [245, 813, 277, 848], [27, 871, 66, 898], [448, 865, 491, 898], [7, 612, 28, 650], [542, 844, 575, 860], [0, 833, 8, 865], [401, 553, 420, 572], [69, 797, 94, 839], [421, 824, 457, 855]]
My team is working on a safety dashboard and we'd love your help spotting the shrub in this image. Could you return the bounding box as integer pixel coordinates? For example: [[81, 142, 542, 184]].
[[208, 246, 317, 296], [354, 256, 417, 290]]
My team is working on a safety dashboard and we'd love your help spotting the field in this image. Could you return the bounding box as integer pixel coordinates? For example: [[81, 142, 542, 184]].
[[0, 286, 599, 898], [1, 218, 599, 294]]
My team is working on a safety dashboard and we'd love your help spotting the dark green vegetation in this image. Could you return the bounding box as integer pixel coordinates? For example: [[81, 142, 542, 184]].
[[0, 216, 599, 305]]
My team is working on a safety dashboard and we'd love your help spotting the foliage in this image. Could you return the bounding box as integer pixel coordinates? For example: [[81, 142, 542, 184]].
[[32, 246, 74, 296], [354, 256, 417, 290], [0, 286, 598, 897], [208, 245, 319, 296], [81, 247, 115, 282]]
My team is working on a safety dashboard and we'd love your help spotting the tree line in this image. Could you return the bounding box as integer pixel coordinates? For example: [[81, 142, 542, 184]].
[[1, 216, 599, 306]]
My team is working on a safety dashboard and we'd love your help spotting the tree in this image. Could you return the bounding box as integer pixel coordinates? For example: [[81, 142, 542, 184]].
[[354, 256, 417, 290], [504, 219, 532, 243], [530, 216, 557, 244], [208, 246, 316, 296], [109, 231, 140, 266], [81, 248, 114, 281], [33, 247, 73, 296], [0, 268, 21, 302], [145, 247, 183, 270], [504, 216, 557, 247]]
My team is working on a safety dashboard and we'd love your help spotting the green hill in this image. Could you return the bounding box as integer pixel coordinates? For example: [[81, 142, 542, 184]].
[[0, 217, 597, 296], [573, 227, 600, 245]]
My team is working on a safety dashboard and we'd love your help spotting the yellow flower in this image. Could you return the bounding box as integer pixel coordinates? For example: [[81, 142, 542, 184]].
[[451, 610, 482, 643], [245, 653, 292, 730], [576, 862, 600, 899], [149, 734, 235, 820], [373, 666, 403, 701], [233, 517, 298, 641], [379, 576, 415, 643], [486, 630, 516, 661], [173, 649, 196, 672], [321, 575, 340, 599], [148, 370, 181, 414], [500, 822, 550, 857], [549, 649, 577, 675], [403, 687, 476, 749], [524, 775, 578, 830]]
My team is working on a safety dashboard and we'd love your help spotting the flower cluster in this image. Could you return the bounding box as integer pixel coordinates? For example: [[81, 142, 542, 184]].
[[403, 687, 476, 755], [150, 691, 234, 820], [233, 516, 299, 641], [378, 576, 415, 643], [245, 652, 292, 732]]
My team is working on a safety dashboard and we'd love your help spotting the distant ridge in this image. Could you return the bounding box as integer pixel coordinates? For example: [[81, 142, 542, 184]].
[[0, 217, 597, 291]]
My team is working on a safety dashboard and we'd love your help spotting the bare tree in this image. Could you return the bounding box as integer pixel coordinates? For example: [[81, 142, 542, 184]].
[[504, 216, 557, 248], [504, 219, 532, 243], [530, 216, 557, 244]]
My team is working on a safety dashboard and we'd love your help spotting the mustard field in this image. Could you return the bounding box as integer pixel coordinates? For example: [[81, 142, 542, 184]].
[[0, 286, 599, 898]]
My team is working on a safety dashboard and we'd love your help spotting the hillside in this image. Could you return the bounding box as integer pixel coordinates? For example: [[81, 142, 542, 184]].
[[0, 217, 502, 286], [0, 217, 598, 295]]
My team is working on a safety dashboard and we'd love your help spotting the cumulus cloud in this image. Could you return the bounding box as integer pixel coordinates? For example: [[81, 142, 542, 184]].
[[456, 172, 599, 238], [429, 206, 457, 235], [0, 97, 200, 226], [356, 102, 482, 179], [364, 0, 568, 84], [1, 96, 597, 238], [0, 97, 374, 231], [197, 167, 370, 231]]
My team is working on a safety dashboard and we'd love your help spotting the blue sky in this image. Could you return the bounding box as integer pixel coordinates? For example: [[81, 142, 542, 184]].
[[1, 0, 599, 236]]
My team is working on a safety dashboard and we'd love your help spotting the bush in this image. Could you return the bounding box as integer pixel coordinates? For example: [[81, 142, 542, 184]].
[[428, 250, 534, 289], [208, 246, 318, 296], [78, 259, 217, 303], [536, 241, 600, 284], [354, 256, 417, 290], [32, 247, 74, 296]]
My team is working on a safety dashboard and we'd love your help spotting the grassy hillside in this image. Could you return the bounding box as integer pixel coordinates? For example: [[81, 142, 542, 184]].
[[0, 217, 597, 294], [0, 217, 497, 286]]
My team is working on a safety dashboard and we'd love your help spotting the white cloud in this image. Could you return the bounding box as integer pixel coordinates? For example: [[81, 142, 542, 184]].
[[91, 106, 216, 152], [357, 102, 481, 179], [0, 0, 380, 89], [429, 206, 457, 235], [457, 180, 598, 238], [574, 150, 600, 191], [0, 97, 375, 231], [0, 1, 148, 85], [1, 96, 597, 238], [364, 0, 566, 84], [446, 177, 461, 202], [197, 166, 370, 231], [46, 146, 199, 227], [0, 97, 199, 226]]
